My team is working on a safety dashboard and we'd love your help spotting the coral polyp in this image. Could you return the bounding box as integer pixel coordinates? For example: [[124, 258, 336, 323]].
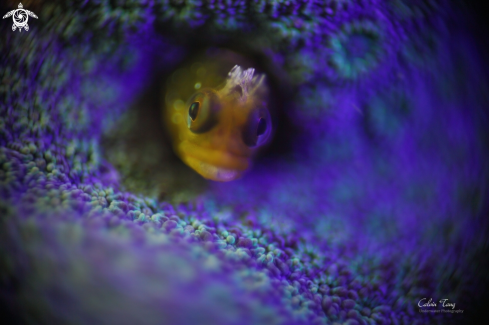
[[328, 20, 384, 80]]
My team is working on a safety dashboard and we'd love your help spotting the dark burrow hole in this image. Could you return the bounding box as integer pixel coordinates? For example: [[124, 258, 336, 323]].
[[101, 38, 300, 203]]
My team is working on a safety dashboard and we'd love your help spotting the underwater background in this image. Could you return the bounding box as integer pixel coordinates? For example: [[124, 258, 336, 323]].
[[1, 0, 488, 324]]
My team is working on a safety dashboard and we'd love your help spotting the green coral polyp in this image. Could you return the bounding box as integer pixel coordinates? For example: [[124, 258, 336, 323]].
[[329, 21, 384, 79]]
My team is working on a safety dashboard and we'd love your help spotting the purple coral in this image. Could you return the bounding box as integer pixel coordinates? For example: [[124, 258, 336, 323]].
[[1, 0, 488, 324]]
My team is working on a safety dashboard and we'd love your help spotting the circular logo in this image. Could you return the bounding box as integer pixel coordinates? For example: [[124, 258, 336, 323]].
[[13, 9, 28, 28]]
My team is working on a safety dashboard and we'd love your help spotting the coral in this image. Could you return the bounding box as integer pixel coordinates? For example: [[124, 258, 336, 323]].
[[1, 0, 488, 324], [328, 20, 385, 80]]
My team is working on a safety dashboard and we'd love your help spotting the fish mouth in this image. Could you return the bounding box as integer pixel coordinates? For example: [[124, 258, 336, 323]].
[[178, 141, 250, 182], [185, 157, 242, 182]]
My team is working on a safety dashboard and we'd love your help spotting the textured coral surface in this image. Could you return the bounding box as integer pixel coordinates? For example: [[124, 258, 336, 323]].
[[1, 1, 488, 324]]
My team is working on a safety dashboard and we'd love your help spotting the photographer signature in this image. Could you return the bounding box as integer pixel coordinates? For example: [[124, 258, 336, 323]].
[[418, 298, 456, 310]]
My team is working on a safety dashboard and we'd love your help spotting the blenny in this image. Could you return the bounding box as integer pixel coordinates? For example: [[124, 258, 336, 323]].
[[162, 49, 272, 182]]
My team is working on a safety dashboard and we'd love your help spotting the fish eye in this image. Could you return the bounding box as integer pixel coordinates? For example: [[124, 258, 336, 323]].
[[257, 118, 267, 136], [189, 102, 199, 121], [243, 107, 272, 147], [187, 89, 221, 133]]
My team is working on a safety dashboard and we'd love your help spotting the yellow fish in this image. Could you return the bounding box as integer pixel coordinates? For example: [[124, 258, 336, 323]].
[[162, 50, 272, 182]]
